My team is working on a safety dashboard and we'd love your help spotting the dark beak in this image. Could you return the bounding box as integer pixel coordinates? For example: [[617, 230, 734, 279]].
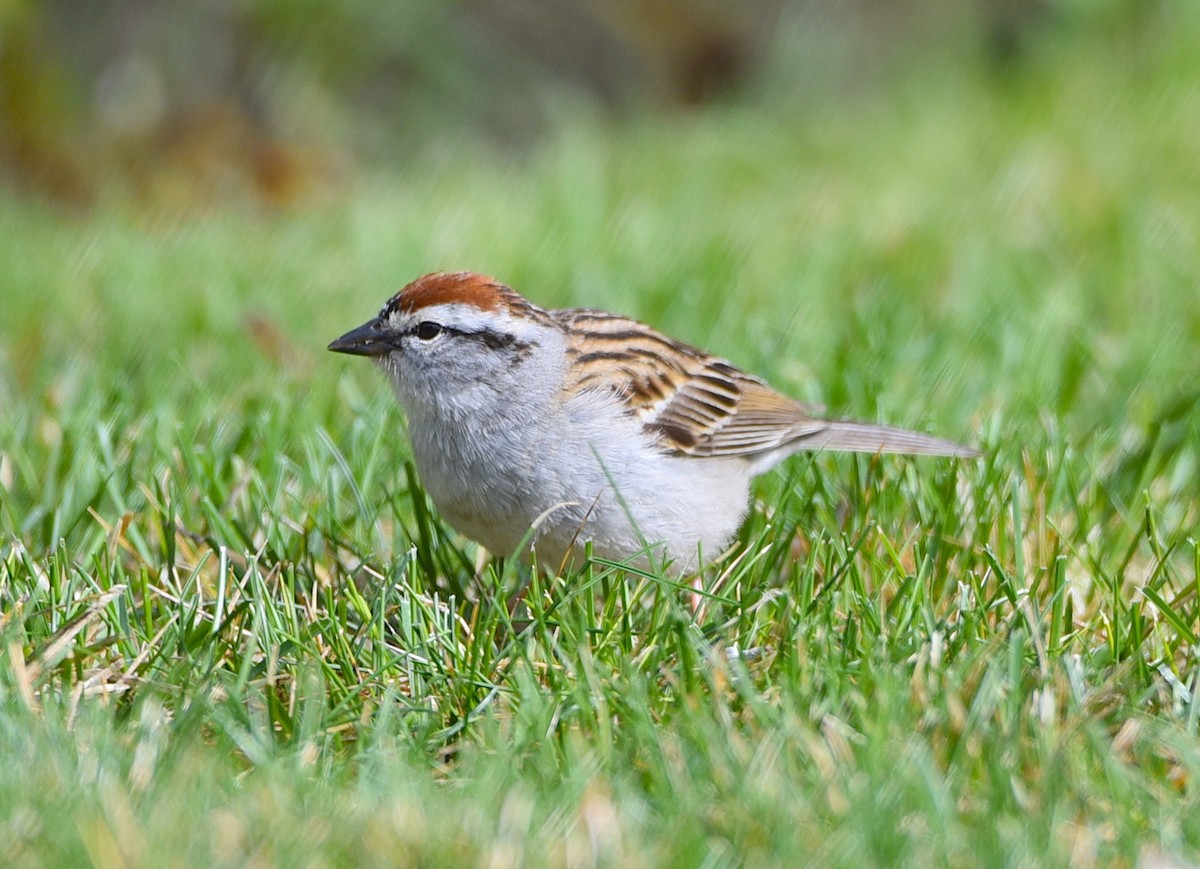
[[327, 318, 396, 357]]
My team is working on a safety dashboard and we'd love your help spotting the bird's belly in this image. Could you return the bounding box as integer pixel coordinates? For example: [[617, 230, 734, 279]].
[[410, 423, 752, 570]]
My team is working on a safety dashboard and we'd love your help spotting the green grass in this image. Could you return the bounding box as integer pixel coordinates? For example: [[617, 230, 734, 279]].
[[3, 8, 1200, 866]]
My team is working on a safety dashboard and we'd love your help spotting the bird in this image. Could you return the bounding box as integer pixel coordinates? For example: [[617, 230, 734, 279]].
[[328, 271, 979, 572]]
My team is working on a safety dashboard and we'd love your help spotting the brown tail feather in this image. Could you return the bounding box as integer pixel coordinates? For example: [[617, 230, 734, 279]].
[[796, 421, 981, 458]]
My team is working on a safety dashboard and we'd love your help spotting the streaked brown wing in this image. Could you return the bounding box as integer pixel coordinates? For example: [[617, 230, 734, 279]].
[[557, 309, 823, 458], [680, 373, 829, 456]]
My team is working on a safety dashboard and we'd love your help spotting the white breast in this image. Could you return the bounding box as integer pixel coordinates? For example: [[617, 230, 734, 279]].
[[405, 385, 753, 571]]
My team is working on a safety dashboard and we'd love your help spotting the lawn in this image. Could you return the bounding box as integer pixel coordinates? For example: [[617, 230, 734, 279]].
[[2, 7, 1199, 866]]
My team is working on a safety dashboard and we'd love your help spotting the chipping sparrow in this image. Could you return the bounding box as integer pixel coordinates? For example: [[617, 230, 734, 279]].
[[329, 272, 979, 571]]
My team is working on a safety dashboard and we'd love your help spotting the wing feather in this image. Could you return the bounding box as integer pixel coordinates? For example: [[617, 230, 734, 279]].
[[556, 308, 978, 461]]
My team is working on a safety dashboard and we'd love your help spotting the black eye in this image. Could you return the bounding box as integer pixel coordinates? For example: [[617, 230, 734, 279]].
[[415, 321, 443, 341]]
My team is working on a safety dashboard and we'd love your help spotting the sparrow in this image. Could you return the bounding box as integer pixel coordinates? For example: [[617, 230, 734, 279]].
[[329, 272, 978, 571]]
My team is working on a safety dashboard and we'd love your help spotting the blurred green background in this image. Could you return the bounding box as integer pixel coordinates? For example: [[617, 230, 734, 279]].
[[2, 0, 1107, 209]]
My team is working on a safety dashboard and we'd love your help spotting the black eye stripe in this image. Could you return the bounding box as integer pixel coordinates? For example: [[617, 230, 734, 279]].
[[403, 322, 534, 357]]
